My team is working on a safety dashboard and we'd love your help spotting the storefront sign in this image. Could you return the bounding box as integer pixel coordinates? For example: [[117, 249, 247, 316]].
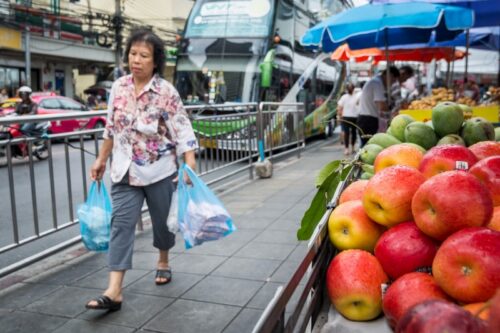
[[0, 27, 22, 50]]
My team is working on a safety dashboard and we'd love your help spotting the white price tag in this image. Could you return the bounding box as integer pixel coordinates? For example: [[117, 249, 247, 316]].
[[455, 161, 469, 171]]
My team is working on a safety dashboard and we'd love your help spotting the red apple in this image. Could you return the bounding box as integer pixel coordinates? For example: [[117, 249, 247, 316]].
[[382, 272, 451, 329], [363, 166, 426, 228], [328, 200, 385, 252], [469, 156, 500, 206], [488, 289, 500, 333], [339, 180, 369, 204], [412, 171, 493, 241], [433, 227, 500, 303], [488, 206, 500, 232], [374, 143, 424, 173], [396, 300, 488, 333], [469, 141, 500, 160], [326, 249, 388, 321], [418, 144, 478, 179], [374, 222, 438, 280]]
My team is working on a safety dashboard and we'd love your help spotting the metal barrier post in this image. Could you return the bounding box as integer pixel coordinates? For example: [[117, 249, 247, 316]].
[[247, 105, 254, 180]]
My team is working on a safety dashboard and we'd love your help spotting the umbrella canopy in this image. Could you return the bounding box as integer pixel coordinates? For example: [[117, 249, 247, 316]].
[[370, 0, 499, 28], [440, 26, 500, 50], [331, 44, 467, 62], [301, 2, 474, 52]]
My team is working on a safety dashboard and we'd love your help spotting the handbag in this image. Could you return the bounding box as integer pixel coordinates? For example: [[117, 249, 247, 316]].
[[177, 164, 236, 249], [77, 181, 112, 252]]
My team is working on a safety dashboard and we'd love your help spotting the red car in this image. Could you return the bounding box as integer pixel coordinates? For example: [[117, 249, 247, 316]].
[[32, 95, 106, 134]]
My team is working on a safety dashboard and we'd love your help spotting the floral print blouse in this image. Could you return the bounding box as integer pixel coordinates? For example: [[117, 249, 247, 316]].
[[104, 74, 198, 186]]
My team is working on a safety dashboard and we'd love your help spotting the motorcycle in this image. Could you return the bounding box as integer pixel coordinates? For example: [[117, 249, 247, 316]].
[[0, 113, 50, 166]]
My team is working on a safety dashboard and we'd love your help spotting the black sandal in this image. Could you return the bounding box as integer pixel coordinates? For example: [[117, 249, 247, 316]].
[[85, 295, 122, 311], [155, 268, 172, 285]]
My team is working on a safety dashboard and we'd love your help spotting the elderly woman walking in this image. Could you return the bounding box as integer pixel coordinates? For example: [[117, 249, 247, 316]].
[[85, 28, 198, 311]]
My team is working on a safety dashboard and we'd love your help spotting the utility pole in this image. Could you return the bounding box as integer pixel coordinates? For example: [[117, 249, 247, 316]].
[[24, 25, 31, 87], [113, 0, 123, 80]]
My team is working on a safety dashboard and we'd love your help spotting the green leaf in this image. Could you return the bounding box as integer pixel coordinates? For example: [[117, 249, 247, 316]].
[[297, 189, 328, 240], [297, 161, 357, 241], [315, 160, 341, 188], [340, 164, 354, 181]]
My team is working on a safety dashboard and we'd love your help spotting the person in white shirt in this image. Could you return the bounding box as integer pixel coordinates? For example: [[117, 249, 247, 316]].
[[337, 83, 360, 155], [357, 67, 400, 146], [0, 88, 8, 103]]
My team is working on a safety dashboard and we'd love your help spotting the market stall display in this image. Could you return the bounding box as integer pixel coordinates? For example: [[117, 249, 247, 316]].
[[298, 101, 500, 332]]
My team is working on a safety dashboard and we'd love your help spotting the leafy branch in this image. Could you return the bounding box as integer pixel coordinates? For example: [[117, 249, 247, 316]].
[[297, 159, 356, 240]]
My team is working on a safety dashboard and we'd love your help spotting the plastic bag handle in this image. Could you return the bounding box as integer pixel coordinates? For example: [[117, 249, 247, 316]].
[[178, 163, 196, 190]]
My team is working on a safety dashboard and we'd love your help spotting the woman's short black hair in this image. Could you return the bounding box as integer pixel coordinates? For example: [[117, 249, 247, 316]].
[[123, 27, 165, 76]]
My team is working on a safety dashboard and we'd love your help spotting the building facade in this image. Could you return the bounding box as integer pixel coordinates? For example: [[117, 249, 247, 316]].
[[0, 0, 194, 99]]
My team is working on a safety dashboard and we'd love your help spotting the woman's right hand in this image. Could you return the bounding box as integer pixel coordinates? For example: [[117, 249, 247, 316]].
[[91, 157, 107, 181]]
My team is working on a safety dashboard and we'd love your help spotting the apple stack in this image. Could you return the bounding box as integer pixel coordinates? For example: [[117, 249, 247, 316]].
[[359, 101, 500, 180], [325, 102, 500, 332]]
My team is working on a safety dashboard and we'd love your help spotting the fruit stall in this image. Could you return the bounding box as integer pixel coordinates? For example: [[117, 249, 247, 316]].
[[253, 101, 500, 333], [400, 87, 500, 125]]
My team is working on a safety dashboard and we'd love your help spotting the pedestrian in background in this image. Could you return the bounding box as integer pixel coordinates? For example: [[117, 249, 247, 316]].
[[357, 66, 400, 146], [0, 88, 8, 103], [85, 28, 198, 311], [337, 83, 359, 155]]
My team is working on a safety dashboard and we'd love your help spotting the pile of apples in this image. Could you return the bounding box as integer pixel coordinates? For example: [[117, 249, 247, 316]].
[[325, 105, 500, 332]]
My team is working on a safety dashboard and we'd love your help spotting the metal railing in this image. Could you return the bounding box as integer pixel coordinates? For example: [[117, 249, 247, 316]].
[[252, 162, 360, 333], [0, 102, 306, 277]]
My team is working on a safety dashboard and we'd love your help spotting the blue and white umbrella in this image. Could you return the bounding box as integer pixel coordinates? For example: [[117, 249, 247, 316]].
[[301, 2, 475, 52]]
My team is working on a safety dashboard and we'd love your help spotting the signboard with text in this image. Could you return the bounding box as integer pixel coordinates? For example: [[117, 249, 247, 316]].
[[185, 0, 274, 38]]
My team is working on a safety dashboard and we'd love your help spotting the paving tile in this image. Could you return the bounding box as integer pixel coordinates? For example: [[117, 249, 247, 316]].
[[0, 310, 67, 333], [247, 281, 303, 313], [268, 218, 301, 231], [66, 252, 109, 267], [288, 244, 309, 263], [253, 229, 299, 245], [79, 292, 174, 328], [211, 257, 282, 281], [186, 229, 260, 256], [144, 299, 240, 333], [235, 242, 296, 261], [126, 271, 203, 298], [52, 318, 135, 333], [235, 218, 274, 229], [71, 267, 150, 290], [169, 253, 227, 275], [0, 283, 61, 309], [247, 282, 284, 309], [270, 261, 301, 283], [23, 286, 103, 318], [182, 276, 263, 307], [24, 264, 102, 286], [222, 308, 263, 333]]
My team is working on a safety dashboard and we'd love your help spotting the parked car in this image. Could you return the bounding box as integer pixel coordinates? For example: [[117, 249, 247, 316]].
[[31, 95, 106, 134], [0, 92, 56, 116]]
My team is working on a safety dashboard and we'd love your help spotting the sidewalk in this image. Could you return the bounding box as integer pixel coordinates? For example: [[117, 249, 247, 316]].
[[0, 139, 345, 333]]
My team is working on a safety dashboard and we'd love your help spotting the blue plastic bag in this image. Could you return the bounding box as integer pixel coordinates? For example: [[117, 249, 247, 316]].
[[77, 181, 112, 252], [178, 164, 236, 249]]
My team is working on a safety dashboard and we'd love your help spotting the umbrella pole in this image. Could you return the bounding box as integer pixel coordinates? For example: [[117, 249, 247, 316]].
[[385, 30, 391, 107], [464, 29, 470, 82], [447, 47, 455, 88], [450, 47, 456, 88]]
